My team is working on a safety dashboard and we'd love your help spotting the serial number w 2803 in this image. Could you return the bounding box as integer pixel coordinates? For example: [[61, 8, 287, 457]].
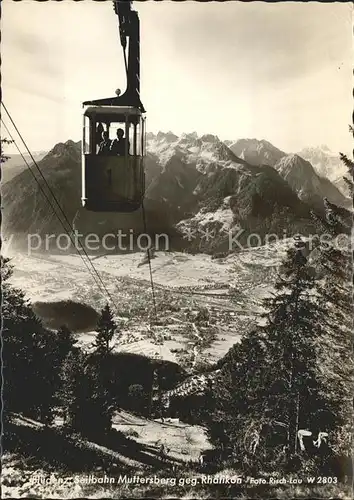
[[306, 477, 338, 484]]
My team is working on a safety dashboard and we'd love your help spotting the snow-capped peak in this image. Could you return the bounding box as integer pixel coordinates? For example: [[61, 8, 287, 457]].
[[200, 134, 219, 143], [298, 145, 347, 183], [156, 131, 179, 143], [226, 138, 286, 167], [146, 131, 236, 168], [180, 131, 199, 141]]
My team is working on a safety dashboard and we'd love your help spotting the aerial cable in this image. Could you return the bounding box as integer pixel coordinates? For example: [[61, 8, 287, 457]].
[[116, 25, 158, 327], [141, 199, 158, 324], [1, 118, 113, 306], [1, 110, 119, 313], [1, 110, 118, 312], [114, 0, 161, 365]]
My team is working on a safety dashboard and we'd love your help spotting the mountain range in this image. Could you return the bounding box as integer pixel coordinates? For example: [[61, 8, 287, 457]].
[[1, 151, 47, 183], [226, 139, 350, 205], [2, 133, 351, 254], [298, 145, 351, 197]]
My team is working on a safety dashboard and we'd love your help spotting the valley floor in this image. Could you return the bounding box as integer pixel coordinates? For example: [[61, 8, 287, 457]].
[[3, 243, 352, 499], [7, 244, 289, 367]]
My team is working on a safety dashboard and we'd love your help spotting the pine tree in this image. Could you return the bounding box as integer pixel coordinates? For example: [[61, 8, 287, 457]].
[[208, 330, 269, 461], [313, 212, 353, 456], [1, 137, 14, 164], [339, 126, 354, 195], [59, 307, 117, 436], [60, 304, 118, 436], [309, 196, 352, 457], [55, 325, 77, 362], [60, 350, 115, 437], [2, 257, 59, 422], [339, 153, 353, 195], [51, 325, 78, 408], [94, 304, 117, 355], [209, 242, 342, 469], [259, 245, 332, 458]]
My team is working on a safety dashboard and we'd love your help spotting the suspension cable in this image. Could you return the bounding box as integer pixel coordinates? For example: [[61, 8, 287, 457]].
[[141, 200, 158, 324], [118, 28, 158, 325], [1, 110, 119, 313], [113, 1, 162, 368], [1, 118, 112, 303]]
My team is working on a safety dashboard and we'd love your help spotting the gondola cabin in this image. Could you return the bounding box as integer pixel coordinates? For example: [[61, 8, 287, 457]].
[[82, 105, 146, 212]]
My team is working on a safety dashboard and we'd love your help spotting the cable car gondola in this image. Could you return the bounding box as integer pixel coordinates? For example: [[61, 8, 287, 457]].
[[81, 0, 146, 213]]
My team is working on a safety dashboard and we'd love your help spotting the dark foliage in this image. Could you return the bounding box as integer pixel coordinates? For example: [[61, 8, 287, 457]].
[[339, 152, 354, 196], [206, 238, 350, 474], [60, 349, 115, 438], [94, 304, 117, 355], [2, 257, 64, 423]]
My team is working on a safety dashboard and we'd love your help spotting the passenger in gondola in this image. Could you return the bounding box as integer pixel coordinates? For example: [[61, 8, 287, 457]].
[[110, 128, 130, 156], [96, 122, 104, 145], [98, 131, 112, 155]]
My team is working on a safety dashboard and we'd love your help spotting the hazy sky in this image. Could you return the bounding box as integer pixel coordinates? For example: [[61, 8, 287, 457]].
[[2, 0, 353, 154]]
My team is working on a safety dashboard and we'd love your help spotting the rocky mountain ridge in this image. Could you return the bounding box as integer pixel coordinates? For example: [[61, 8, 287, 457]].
[[1, 151, 47, 183], [2, 132, 350, 254], [298, 145, 351, 198], [274, 153, 349, 210]]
